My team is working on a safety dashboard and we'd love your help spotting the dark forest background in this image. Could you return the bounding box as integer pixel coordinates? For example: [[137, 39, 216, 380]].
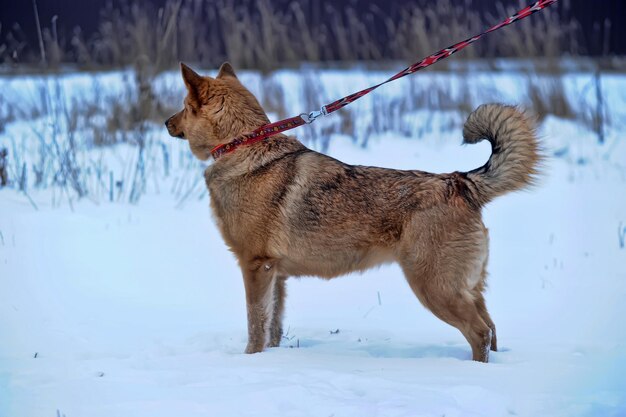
[[0, 0, 623, 71]]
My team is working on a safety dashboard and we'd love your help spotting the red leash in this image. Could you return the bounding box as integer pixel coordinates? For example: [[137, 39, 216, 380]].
[[211, 0, 558, 160]]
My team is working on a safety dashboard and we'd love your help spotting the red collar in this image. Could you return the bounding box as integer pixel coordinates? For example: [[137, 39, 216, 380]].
[[211, 115, 307, 160]]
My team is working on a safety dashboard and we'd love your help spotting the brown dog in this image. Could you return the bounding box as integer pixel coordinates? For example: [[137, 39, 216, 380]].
[[165, 62, 541, 362]]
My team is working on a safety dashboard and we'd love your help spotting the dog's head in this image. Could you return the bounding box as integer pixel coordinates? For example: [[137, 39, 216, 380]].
[[165, 62, 269, 160]]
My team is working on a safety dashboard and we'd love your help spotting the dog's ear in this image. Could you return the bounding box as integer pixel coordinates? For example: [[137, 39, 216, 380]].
[[217, 62, 237, 79], [180, 62, 206, 106], [180, 62, 204, 92]]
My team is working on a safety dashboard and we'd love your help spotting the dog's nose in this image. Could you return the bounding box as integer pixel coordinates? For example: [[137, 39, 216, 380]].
[[164, 118, 169, 127]]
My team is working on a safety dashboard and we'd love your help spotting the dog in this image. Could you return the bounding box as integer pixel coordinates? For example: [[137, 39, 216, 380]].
[[165, 62, 541, 362]]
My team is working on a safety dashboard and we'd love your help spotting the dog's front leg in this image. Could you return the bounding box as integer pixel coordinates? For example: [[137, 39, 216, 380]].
[[267, 276, 287, 348], [242, 259, 276, 354]]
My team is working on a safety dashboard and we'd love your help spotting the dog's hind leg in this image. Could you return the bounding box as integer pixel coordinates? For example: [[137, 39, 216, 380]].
[[473, 289, 497, 352], [472, 231, 497, 352], [400, 261, 492, 362], [241, 258, 277, 354], [267, 276, 287, 348]]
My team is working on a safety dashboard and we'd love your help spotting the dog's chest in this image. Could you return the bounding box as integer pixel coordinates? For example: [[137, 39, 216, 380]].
[[207, 176, 274, 252], [208, 184, 244, 246]]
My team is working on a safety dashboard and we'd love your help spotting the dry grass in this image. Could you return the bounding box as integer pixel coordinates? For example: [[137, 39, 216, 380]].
[[1, 0, 590, 72], [527, 75, 575, 121]]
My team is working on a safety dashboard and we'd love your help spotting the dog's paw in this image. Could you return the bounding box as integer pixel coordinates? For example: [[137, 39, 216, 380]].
[[244, 343, 264, 354], [267, 328, 282, 348], [266, 340, 281, 348]]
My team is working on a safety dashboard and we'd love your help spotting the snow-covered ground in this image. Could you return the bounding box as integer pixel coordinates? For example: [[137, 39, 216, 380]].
[[1, 68, 625, 417]]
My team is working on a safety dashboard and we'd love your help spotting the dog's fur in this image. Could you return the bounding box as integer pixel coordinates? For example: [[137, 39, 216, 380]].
[[165, 62, 541, 362]]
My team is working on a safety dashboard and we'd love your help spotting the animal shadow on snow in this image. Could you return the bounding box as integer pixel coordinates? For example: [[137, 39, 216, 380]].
[[291, 337, 497, 361]]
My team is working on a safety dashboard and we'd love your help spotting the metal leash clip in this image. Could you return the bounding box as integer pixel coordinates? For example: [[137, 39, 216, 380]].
[[300, 106, 328, 124]]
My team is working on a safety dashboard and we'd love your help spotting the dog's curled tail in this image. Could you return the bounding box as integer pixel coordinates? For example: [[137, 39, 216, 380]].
[[463, 103, 542, 206]]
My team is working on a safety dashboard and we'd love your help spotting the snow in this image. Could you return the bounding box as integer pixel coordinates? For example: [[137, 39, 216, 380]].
[[1, 68, 626, 417]]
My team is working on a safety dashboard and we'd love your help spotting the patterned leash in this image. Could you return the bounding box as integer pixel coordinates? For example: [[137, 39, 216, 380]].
[[211, 0, 558, 160]]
